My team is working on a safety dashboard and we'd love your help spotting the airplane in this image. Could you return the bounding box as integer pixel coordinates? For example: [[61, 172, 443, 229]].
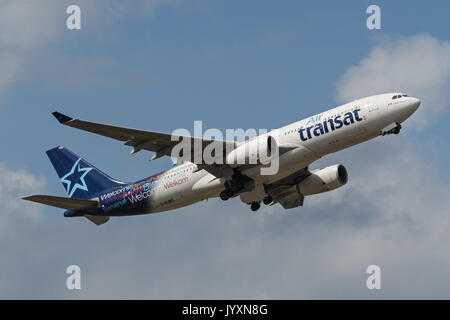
[[23, 93, 420, 225]]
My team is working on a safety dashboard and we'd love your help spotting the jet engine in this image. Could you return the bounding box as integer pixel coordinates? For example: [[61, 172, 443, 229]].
[[226, 135, 277, 167], [297, 164, 348, 196]]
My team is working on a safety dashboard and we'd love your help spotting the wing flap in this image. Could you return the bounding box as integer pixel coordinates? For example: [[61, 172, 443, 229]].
[[265, 167, 311, 210], [23, 195, 99, 211], [278, 192, 304, 209]]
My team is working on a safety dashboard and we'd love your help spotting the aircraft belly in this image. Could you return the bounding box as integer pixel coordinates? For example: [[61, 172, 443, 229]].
[[254, 145, 319, 185], [153, 171, 207, 212]]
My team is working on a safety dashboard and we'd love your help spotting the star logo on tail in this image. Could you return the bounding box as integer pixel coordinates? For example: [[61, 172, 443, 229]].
[[61, 158, 93, 197]]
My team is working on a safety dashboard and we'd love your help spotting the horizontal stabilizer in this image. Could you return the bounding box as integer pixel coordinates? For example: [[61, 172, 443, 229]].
[[23, 195, 98, 211]]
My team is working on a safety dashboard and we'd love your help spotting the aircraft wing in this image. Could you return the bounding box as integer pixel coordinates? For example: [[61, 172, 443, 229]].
[[52, 112, 238, 168]]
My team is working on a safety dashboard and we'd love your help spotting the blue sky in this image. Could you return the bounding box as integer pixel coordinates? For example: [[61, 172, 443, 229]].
[[1, 0, 450, 299], [2, 0, 450, 180]]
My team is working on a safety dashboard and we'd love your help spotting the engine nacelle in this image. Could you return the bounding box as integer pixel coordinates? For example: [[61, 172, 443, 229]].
[[297, 164, 348, 196], [226, 135, 277, 168]]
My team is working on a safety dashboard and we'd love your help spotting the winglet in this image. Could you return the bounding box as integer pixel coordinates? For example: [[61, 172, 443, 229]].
[[52, 111, 73, 124]]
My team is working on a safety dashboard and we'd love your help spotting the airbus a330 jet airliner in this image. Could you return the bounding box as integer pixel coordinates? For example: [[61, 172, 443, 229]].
[[23, 93, 420, 225]]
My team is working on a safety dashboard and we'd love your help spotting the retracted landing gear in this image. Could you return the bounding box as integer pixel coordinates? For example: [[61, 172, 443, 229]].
[[220, 189, 233, 201], [220, 172, 255, 201], [262, 195, 272, 205], [381, 122, 402, 136], [250, 202, 261, 212], [390, 123, 402, 134]]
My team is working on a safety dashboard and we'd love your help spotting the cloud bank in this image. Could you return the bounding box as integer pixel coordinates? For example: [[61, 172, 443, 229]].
[[3, 137, 450, 299]]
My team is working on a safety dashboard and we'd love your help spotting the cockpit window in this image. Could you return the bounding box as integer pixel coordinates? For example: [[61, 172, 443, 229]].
[[392, 95, 398, 100], [402, 94, 408, 97]]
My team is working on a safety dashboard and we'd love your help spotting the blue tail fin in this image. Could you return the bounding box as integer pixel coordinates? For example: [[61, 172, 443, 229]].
[[46, 146, 127, 199]]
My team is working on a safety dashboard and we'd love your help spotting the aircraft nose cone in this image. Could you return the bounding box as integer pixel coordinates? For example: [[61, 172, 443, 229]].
[[410, 97, 421, 112]]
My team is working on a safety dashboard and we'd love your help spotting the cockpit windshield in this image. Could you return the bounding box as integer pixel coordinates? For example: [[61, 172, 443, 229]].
[[392, 94, 408, 99]]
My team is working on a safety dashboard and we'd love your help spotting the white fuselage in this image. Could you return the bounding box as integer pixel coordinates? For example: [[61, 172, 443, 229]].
[[142, 93, 420, 213]]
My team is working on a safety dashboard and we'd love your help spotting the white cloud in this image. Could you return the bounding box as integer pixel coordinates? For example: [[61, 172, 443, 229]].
[[0, 163, 46, 235], [336, 33, 450, 129], [1, 138, 450, 298]]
